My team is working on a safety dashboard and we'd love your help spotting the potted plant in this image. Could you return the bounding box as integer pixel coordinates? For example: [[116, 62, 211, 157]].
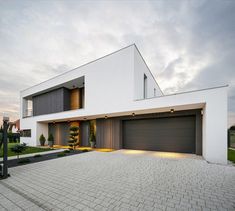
[[89, 132, 96, 148], [48, 133, 54, 147], [39, 134, 46, 146]]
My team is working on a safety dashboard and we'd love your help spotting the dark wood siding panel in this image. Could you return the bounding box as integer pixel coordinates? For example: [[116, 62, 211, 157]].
[[80, 121, 90, 147], [48, 122, 70, 146], [33, 88, 70, 116], [63, 88, 71, 111], [96, 118, 121, 149]]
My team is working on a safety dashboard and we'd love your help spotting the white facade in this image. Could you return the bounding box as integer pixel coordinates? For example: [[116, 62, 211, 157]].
[[20, 44, 228, 164]]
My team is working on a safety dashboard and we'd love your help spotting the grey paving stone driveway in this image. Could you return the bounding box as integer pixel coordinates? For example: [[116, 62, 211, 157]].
[[0, 150, 235, 211]]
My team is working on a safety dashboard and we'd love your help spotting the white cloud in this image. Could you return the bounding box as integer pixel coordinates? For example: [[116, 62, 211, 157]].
[[0, 0, 234, 127]]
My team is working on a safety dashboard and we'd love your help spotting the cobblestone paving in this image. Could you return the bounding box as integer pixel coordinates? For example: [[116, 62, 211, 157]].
[[0, 150, 235, 211]]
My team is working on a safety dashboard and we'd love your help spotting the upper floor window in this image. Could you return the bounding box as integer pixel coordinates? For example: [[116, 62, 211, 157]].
[[144, 74, 147, 99], [23, 99, 33, 118]]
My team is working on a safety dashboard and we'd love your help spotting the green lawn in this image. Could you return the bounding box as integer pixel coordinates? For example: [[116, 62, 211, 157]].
[[228, 148, 235, 163], [0, 143, 53, 157]]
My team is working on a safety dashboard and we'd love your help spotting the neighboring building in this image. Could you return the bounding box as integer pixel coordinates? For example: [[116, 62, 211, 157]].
[[20, 44, 228, 164], [10, 119, 20, 133]]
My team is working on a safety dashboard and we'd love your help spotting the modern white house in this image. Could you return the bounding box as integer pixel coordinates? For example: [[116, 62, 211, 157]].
[[20, 44, 228, 164]]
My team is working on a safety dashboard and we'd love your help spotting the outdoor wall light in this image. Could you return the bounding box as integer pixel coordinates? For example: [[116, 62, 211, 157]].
[[132, 113, 135, 116], [83, 118, 87, 120], [170, 109, 174, 113], [105, 116, 108, 119], [53, 121, 56, 124]]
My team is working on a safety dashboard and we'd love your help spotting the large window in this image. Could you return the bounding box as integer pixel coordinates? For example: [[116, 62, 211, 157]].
[[144, 74, 147, 99], [23, 99, 33, 118], [20, 129, 31, 137]]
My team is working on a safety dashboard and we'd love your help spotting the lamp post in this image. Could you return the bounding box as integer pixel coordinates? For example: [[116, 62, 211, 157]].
[[0, 115, 10, 179]]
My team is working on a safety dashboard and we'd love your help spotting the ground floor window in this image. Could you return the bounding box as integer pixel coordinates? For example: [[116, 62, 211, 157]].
[[20, 129, 31, 137]]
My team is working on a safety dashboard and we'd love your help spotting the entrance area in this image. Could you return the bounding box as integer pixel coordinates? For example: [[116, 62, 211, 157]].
[[48, 120, 96, 148]]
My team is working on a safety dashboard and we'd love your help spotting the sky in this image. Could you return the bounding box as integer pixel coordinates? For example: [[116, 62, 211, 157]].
[[0, 0, 234, 127]]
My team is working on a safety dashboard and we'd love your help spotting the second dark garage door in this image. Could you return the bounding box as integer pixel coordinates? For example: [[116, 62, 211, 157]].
[[123, 116, 196, 153]]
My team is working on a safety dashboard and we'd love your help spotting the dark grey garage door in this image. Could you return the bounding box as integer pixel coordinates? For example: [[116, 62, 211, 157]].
[[123, 116, 196, 153]]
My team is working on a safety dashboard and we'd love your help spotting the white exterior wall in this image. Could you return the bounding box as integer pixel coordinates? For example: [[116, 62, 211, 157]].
[[20, 45, 228, 164], [134, 47, 162, 99], [37, 123, 48, 146], [202, 88, 228, 164], [85, 46, 134, 112], [20, 119, 37, 146]]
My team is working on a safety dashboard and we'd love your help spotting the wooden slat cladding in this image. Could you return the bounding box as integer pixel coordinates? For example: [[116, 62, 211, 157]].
[[70, 88, 80, 110], [70, 88, 84, 110], [96, 118, 121, 149], [48, 122, 70, 146]]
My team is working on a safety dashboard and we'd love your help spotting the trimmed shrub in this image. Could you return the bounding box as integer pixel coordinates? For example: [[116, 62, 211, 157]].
[[11, 143, 27, 160], [39, 134, 46, 146], [18, 158, 31, 164], [57, 152, 66, 157], [48, 133, 54, 147], [68, 126, 79, 150]]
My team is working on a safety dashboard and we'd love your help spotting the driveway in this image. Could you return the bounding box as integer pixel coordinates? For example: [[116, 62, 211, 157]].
[[0, 150, 235, 211]]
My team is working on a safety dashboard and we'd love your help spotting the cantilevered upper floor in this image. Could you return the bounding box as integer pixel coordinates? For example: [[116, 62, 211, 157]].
[[20, 44, 163, 119]]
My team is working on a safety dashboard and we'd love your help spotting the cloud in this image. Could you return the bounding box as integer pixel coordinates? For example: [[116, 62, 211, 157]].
[[0, 0, 234, 127]]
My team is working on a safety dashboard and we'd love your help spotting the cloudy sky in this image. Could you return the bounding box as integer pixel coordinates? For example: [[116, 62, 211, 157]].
[[0, 0, 234, 127]]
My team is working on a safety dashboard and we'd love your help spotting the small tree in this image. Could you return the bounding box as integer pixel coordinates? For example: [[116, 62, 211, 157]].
[[11, 143, 27, 160], [39, 134, 46, 146], [48, 133, 54, 147], [68, 126, 79, 150]]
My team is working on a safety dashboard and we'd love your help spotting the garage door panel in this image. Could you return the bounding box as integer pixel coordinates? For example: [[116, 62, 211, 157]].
[[123, 116, 195, 153]]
